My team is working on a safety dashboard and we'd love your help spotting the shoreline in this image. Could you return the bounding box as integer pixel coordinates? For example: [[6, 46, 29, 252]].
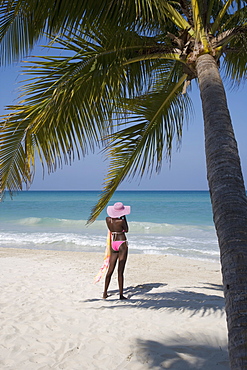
[[0, 245, 220, 264], [0, 248, 229, 369]]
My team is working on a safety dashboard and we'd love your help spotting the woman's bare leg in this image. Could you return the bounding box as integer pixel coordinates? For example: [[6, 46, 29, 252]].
[[103, 252, 118, 299], [118, 243, 128, 299]]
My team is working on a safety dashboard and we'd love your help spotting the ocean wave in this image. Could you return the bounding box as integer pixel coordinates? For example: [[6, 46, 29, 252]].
[[14, 216, 126, 232], [13, 217, 215, 234], [0, 231, 106, 253], [129, 221, 216, 235], [17, 217, 87, 227], [0, 226, 219, 261]]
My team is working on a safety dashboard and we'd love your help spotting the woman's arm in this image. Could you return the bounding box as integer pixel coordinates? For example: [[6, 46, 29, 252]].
[[121, 216, 129, 233]]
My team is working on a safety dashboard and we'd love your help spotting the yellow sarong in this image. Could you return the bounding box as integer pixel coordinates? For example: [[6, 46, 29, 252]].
[[94, 231, 111, 283]]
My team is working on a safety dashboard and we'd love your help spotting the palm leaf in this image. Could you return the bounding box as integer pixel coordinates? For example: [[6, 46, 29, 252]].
[[1, 27, 182, 194], [222, 30, 247, 81], [0, 1, 44, 64], [211, 0, 237, 34], [190, 0, 209, 49], [0, 0, 190, 64], [0, 119, 33, 196], [88, 70, 192, 222], [162, 1, 194, 35]]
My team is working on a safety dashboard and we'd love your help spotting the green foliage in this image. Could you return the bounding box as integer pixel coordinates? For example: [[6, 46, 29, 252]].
[[0, 0, 247, 220]]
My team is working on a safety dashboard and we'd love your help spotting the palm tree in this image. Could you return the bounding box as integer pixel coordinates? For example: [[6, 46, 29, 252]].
[[1, 1, 247, 367]]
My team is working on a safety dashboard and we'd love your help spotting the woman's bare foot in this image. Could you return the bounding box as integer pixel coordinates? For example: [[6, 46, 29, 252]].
[[103, 293, 109, 299], [120, 294, 128, 300]]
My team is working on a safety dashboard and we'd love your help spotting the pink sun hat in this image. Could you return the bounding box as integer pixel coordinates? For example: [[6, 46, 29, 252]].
[[107, 202, 131, 218]]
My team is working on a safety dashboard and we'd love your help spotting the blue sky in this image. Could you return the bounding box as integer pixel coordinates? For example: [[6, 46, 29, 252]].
[[1, 50, 247, 191]]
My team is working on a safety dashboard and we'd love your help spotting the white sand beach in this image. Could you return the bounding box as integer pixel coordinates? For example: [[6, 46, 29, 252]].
[[0, 248, 229, 369]]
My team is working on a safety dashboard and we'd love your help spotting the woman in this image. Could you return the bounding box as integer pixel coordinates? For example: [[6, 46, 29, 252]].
[[103, 202, 131, 300]]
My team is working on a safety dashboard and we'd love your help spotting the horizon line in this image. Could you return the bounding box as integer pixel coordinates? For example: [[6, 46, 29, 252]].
[[19, 189, 210, 192]]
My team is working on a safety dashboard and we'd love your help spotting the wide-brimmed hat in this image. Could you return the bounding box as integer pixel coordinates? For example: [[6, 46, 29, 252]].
[[107, 202, 131, 218]]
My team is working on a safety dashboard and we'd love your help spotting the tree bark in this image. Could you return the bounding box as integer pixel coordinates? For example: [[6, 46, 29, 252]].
[[196, 53, 247, 369]]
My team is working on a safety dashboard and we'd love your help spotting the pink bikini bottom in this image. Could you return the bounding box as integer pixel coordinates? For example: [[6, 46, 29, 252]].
[[111, 240, 126, 252]]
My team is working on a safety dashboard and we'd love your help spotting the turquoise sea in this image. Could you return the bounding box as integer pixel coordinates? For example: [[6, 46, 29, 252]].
[[0, 191, 219, 262]]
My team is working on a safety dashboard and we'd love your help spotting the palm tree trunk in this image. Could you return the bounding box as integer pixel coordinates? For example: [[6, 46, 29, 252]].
[[196, 53, 247, 369]]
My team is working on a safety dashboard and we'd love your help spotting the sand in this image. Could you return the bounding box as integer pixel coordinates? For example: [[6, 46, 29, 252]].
[[0, 248, 229, 369]]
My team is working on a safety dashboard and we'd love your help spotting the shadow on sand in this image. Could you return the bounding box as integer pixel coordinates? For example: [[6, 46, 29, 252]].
[[85, 282, 225, 316], [84, 283, 228, 368], [133, 337, 229, 369]]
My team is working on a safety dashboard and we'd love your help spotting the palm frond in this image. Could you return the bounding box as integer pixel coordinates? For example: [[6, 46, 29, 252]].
[[0, 0, 191, 64], [211, 0, 247, 34], [222, 30, 247, 81], [1, 27, 182, 195], [204, 0, 216, 28], [0, 1, 44, 64], [162, 1, 194, 35], [190, 0, 209, 49], [88, 70, 192, 223], [0, 118, 33, 196], [211, 0, 235, 34]]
